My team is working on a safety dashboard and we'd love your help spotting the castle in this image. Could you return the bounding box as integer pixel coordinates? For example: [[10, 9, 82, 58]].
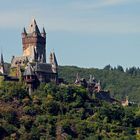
[[0, 19, 58, 94], [0, 19, 130, 105]]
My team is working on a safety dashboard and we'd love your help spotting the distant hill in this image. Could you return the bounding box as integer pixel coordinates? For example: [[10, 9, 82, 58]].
[[58, 65, 140, 103]]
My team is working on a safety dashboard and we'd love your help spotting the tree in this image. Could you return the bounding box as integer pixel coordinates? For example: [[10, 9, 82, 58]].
[[104, 65, 112, 71], [117, 65, 124, 72]]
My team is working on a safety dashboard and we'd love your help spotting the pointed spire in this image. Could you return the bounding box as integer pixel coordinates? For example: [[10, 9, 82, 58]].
[[52, 51, 58, 66], [28, 18, 41, 35], [42, 27, 46, 34], [50, 51, 58, 73], [0, 53, 4, 64], [0, 53, 5, 74], [41, 27, 46, 37], [49, 52, 53, 64], [23, 27, 27, 34], [22, 27, 27, 38], [32, 18, 37, 24]]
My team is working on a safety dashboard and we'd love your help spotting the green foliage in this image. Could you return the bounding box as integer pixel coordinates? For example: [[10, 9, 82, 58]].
[[0, 81, 28, 102], [59, 65, 140, 103], [0, 80, 140, 139]]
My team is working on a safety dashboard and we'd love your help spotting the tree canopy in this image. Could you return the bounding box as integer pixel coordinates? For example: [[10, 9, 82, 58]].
[[0, 81, 140, 140]]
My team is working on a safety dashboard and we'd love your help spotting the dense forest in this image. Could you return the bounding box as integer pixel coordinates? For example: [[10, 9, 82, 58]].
[[0, 65, 140, 139], [0, 81, 140, 140], [59, 65, 140, 103]]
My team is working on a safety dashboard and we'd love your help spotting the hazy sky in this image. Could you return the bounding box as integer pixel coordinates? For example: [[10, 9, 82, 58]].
[[0, 0, 140, 68]]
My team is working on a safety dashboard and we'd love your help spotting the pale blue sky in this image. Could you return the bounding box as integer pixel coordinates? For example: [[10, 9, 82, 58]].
[[0, 0, 140, 68]]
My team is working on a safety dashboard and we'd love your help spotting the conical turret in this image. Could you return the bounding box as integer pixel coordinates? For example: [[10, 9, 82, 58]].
[[49, 52, 53, 64], [0, 53, 5, 74], [0, 53, 4, 64], [50, 51, 58, 73], [52, 51, 58, 67], [22, 27, 27, 38], [23, 27, 27, 34], [41, 27, 46, 37]]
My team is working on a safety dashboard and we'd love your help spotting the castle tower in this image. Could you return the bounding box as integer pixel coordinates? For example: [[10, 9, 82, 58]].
[[22, 19, 46, 63], [0, 53, 5, 74]]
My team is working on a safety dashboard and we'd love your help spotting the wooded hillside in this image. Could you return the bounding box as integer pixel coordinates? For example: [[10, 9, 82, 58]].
[[59, 65, 140, 103]]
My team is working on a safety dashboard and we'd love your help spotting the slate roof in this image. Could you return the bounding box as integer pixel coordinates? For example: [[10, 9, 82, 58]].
[[34, 63, 53, 73]]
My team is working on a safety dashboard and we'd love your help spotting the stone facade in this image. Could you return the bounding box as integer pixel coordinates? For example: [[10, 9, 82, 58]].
[[0, 19, 58, 92], [22, 19, 46, 63]]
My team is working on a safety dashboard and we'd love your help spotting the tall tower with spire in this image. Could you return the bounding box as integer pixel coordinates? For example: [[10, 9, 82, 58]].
[[10, 18, 59, 88], [22, 19, 46, 63]]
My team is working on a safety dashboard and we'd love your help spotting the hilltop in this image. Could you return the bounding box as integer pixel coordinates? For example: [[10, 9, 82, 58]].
[[2, 64, 140, 103], [59, 65, 140, 103]]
